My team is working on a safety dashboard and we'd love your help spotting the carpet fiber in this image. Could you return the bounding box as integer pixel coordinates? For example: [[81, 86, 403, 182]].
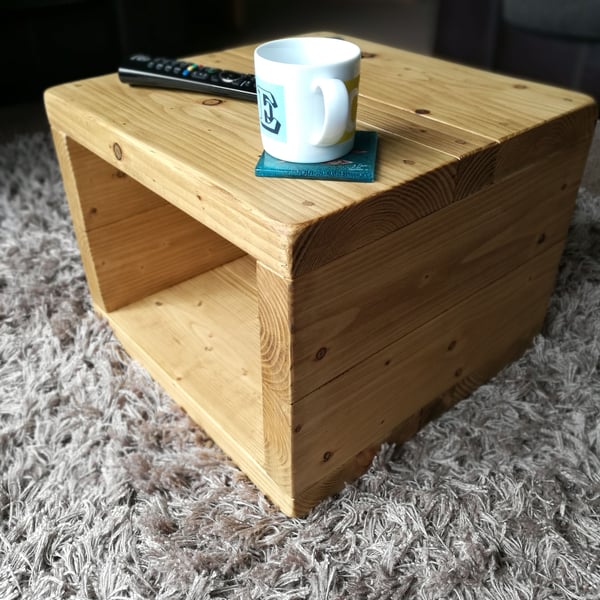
[[1, 127, 599, 599]]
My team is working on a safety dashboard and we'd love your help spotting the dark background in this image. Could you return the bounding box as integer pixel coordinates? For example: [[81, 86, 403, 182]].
[[1, 0, 598, 109], [1, 0, 245, 104]]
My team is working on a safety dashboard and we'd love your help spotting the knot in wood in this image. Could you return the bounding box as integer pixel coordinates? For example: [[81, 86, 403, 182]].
[[315, 347, 327, 361], [112, 142, 123, 160]]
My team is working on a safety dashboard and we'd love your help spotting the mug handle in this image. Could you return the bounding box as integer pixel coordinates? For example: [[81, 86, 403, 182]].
[[310, 78, 350, 147]]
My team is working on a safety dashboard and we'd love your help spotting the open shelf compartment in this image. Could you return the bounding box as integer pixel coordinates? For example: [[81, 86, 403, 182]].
[[102, 255, 265, 470], [56, 134, 269, 488]]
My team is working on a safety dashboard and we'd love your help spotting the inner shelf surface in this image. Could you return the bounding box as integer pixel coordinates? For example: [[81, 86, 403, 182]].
[[99, 255, 265, 466]]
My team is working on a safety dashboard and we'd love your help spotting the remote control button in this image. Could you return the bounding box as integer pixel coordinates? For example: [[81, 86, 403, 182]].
[[220, 70, 243, 83], [182, 63, 199, 77], [191, 70, 209, 81]]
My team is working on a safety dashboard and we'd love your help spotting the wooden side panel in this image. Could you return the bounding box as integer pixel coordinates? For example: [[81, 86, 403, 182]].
[[51, 128, 105, 306], [86, 201, 245, 311], [289, 145, 586, 400], [64, 135, 165, 230], [52, 133, 245, 311], [494, 103, 598, 180], [289, 241, 565, 503], [291, 325, 538, 516], [257, 264, 294, 496]]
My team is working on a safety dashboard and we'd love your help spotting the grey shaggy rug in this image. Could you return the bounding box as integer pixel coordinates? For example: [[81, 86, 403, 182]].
[[1, 125, 600, 600]]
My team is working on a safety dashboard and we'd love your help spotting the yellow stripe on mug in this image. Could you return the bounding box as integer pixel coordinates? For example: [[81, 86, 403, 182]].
[[336, 75, 360, 145]]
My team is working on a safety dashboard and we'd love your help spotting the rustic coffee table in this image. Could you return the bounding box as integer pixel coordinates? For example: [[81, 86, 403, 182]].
[[45, 33, 597, 516]]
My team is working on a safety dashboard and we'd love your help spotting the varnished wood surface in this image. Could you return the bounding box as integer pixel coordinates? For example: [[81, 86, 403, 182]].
[[289, 242, 566, 496], [45, 32, 597, 278], [288, 142, 589, 400], [46, 32, 597, 516]]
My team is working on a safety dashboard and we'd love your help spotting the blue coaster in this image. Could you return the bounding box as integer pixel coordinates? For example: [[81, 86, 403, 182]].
[[255, 131, 378, 182]]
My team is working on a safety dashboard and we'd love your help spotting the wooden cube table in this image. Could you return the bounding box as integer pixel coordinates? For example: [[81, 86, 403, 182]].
[[44, 33, 597, 516]]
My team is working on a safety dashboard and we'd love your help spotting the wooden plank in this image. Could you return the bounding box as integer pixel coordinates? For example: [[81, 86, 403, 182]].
[[64, 136, 165, 230], [51, 128, 104, 307], [87, 200, 245, 311], [54, 134, 245, 312], [257, 264, 294, 495], [103, 256, 263, 456], [289, 241, 565, 497], [357, 96, 496, 157], [345, 34, 596, 140], [292, 337, 533, 516], [288, 144, 586, 399], [231, 32, 597, 141]]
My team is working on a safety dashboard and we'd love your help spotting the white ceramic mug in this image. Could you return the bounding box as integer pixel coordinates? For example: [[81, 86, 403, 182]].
[[254, 37, 361, 163]]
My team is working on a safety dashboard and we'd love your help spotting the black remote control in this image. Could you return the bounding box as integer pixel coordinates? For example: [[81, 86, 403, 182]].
[[118, 54, 257, 102]]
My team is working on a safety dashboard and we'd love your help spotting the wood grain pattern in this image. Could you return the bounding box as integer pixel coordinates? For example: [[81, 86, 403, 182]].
[[494, 104, 598, 180], [64, 135, 165, 230], [57, 134, 245, 311], [288, 144, 586, 399], [292, 337, 535, 516], [289, 242, 565, 497], [290, 159, 456, 276], [51, 128, 104, 306], [257, 264, 294, 494], [356, 96, 496, 157], [46, 32, 597, 516], [45, 35, 596, 279]]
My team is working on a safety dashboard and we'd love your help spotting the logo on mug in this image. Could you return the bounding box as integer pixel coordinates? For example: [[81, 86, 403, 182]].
[[257, 83, 286, 142]]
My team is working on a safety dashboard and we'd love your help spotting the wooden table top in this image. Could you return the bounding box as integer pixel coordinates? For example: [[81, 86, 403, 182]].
[[44, 32, 596, 277]]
